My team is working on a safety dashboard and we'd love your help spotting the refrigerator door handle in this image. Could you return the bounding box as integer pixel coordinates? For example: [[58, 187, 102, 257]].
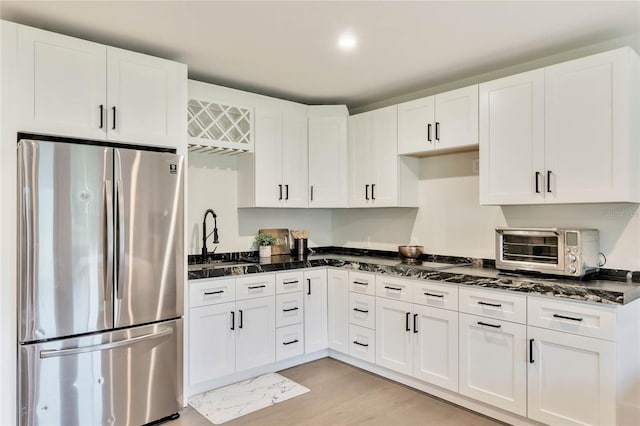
[[104, 180, 114, 301], [39, 327, 173, 359], [116, 178, 125, 300]]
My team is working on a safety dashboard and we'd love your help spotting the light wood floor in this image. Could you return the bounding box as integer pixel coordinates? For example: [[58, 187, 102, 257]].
[[173, 358, 504, 426]]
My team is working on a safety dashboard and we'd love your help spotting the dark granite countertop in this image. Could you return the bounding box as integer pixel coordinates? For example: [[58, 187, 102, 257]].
[[188, 251, 640, 306]]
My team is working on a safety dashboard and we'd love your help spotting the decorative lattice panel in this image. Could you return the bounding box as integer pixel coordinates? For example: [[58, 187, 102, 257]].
[[187, 99, 253, 154]]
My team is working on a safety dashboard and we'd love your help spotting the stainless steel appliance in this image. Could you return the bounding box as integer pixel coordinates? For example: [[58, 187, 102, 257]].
[[495, 227, 599, 277], [18, 138, 184, 425]]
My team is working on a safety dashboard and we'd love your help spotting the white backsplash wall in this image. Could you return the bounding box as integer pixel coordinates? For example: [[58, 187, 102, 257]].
[[187, 153, 333, 255], [332, 151, 640, 270]]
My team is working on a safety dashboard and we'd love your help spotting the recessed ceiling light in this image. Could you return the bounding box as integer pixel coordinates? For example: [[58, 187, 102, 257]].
[[338, 34, 357, 50]]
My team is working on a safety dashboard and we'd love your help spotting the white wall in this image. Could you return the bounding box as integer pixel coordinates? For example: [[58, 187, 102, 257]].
[[332, 151, 640, 270], [187, 153, 333, 255]]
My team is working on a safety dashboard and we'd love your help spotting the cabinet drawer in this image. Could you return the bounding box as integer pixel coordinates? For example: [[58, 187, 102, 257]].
[[413, 280, 458, 310], [528, 297, 616, 341], [349, 324, 375, 364], [276, 292, 304, 327], [236, 274, 276, 300], [276, 271, 304, 294], [349, 271, 375, 295], [276, 323, 304, 361], [190, 278, 235, 307], [376, 275, 413, 302], [459, 288, 526, 324], [349, 293, 375, 329]]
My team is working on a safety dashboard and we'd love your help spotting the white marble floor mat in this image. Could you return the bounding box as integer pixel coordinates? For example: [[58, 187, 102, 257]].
[[188, 373, 310, 424]]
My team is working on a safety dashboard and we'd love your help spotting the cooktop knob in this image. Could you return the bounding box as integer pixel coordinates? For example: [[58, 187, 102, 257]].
[[568, 265, 577, 274]]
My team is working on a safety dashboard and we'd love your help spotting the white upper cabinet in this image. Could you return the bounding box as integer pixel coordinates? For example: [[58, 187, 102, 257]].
[[480, 47, 639, 205], [17, 24, 187, 149], [398, 85, 478, 155], [348, 105, 419, 207], [308, 106, 348, 208]]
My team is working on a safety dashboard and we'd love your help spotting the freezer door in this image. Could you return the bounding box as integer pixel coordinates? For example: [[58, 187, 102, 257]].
[[18, 140, 114, 343], [19, 318, 182, 426], [114, 148, 184, 328]]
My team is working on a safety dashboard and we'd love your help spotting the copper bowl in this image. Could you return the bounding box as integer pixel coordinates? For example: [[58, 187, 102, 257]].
[[398, 245, 424, 259]]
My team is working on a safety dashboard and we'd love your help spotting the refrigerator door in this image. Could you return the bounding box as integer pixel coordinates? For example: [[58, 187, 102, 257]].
[[18, 140, 114, 343], [19, 318, 183, 426], [114, 148, 184, 328]]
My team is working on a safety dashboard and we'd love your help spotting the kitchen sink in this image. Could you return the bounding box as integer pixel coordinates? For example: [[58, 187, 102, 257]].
[[188, 260, 257, 271]]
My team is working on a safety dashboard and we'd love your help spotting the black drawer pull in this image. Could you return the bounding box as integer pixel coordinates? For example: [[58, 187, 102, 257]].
[[353, 308, 369, 313], [529, 338, 535, 363], [353, 341, 368, 347], [477, 321, 501, 329], [283, 280, 299, 285], [248, 285, 266, 290], [353, 281, 368, 286], [204, 290, 224, 295], [283, 307, 299, 312], [553, 313, 583, 322], [283, 339, 299, 346], [478, 301, 502, 308], [424, 292, 444, 298], [385, 285, 403, 291]]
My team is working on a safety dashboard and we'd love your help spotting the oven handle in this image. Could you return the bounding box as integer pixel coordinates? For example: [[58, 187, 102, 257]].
[[496, 228, 559, 237]]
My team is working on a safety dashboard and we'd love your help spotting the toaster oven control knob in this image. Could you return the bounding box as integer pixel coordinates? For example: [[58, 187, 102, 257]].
[[568, 254, 577, 262], [568, 265, 577, 274]]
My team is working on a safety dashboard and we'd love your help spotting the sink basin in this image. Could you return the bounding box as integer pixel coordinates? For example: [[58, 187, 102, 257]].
[[188, 260, 257, 272]]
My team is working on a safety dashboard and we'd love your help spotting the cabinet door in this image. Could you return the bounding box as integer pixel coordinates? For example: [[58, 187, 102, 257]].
[[479, 69, 545, 205], [397, 96, 435, 155], [348, 112, 373, 207], [304, 269, 328, 353], [527, 327, 615, 426], [235, 297, 275, 371], [281, 110, 308, 207], [254, 107, 283, 207], [413, 305, 458, 392], [106, 47, 185, 148], [17, 25, 107, 140], [371, 105, 399, 207], [375, 298, 413, 376], [189, 302, 236, 385], [459, 313, 527, 416], [308, 112, 348, 207], [545, 48, 636, 203], [434, 85, 478, 151], [327, 269, 350, 354]]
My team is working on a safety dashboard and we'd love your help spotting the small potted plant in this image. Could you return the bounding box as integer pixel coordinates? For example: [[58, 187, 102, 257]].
[[255, 232, 277, 257]]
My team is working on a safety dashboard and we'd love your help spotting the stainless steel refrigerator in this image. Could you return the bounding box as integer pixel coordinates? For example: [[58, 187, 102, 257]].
[[17, 138, 184, 425]]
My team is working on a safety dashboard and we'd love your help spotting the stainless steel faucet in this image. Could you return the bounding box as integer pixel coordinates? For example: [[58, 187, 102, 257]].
[[202, 209, 219, 262]]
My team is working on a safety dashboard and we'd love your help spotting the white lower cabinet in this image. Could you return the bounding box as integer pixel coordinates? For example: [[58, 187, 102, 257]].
[[234, 296, 276, 371], [376, 298, 413, 375], [349, 324, 376, 363], [327, 269, 349, 353], [458, 313, 527, 416], [276, 323, 305, 361], [304, 269, 328, 353]]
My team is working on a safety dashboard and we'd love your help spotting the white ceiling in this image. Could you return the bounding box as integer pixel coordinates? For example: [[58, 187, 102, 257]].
[[1, 1, 639, 110]]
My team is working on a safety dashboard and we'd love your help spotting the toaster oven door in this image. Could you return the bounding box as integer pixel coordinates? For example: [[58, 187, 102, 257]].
[[496, 229, 564, 273]]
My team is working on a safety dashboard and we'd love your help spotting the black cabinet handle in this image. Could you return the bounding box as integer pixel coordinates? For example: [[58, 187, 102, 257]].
[[99, 105, 104, 129], [435, 122, 440, 140], [307, 278, 311, 295], [547, 170, 552, 193], [112, 106, 116, 130], [385, 285, 402, 291], [285, 184, 289, 200], [353, 341, 368, 347], [413, 313, 418, 333], [283, 280, 298, 285], [535, 171, 541, 193], [283, 307, 299, 312], [371, 184, 376, 200], [310, 185, 314, 201], [279, 184, 283, 200], [405, 312, 410, 331], [477, 321, 501, 329], [353, 281, 368, 286], [553, 313, 583, 322], [529, 338, 535, 363], [283, 339, 299, 345], [239, 309, 243, 328], [353, 308, 369, 313], [427, 123, 432, 142], [204, 290, 224, 295], [248, 285, 266, 289], [365, 184, 369, 200], [424, 292, 444, 298], [231, 311, 235, 330], [478, 301, 502, 308]]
